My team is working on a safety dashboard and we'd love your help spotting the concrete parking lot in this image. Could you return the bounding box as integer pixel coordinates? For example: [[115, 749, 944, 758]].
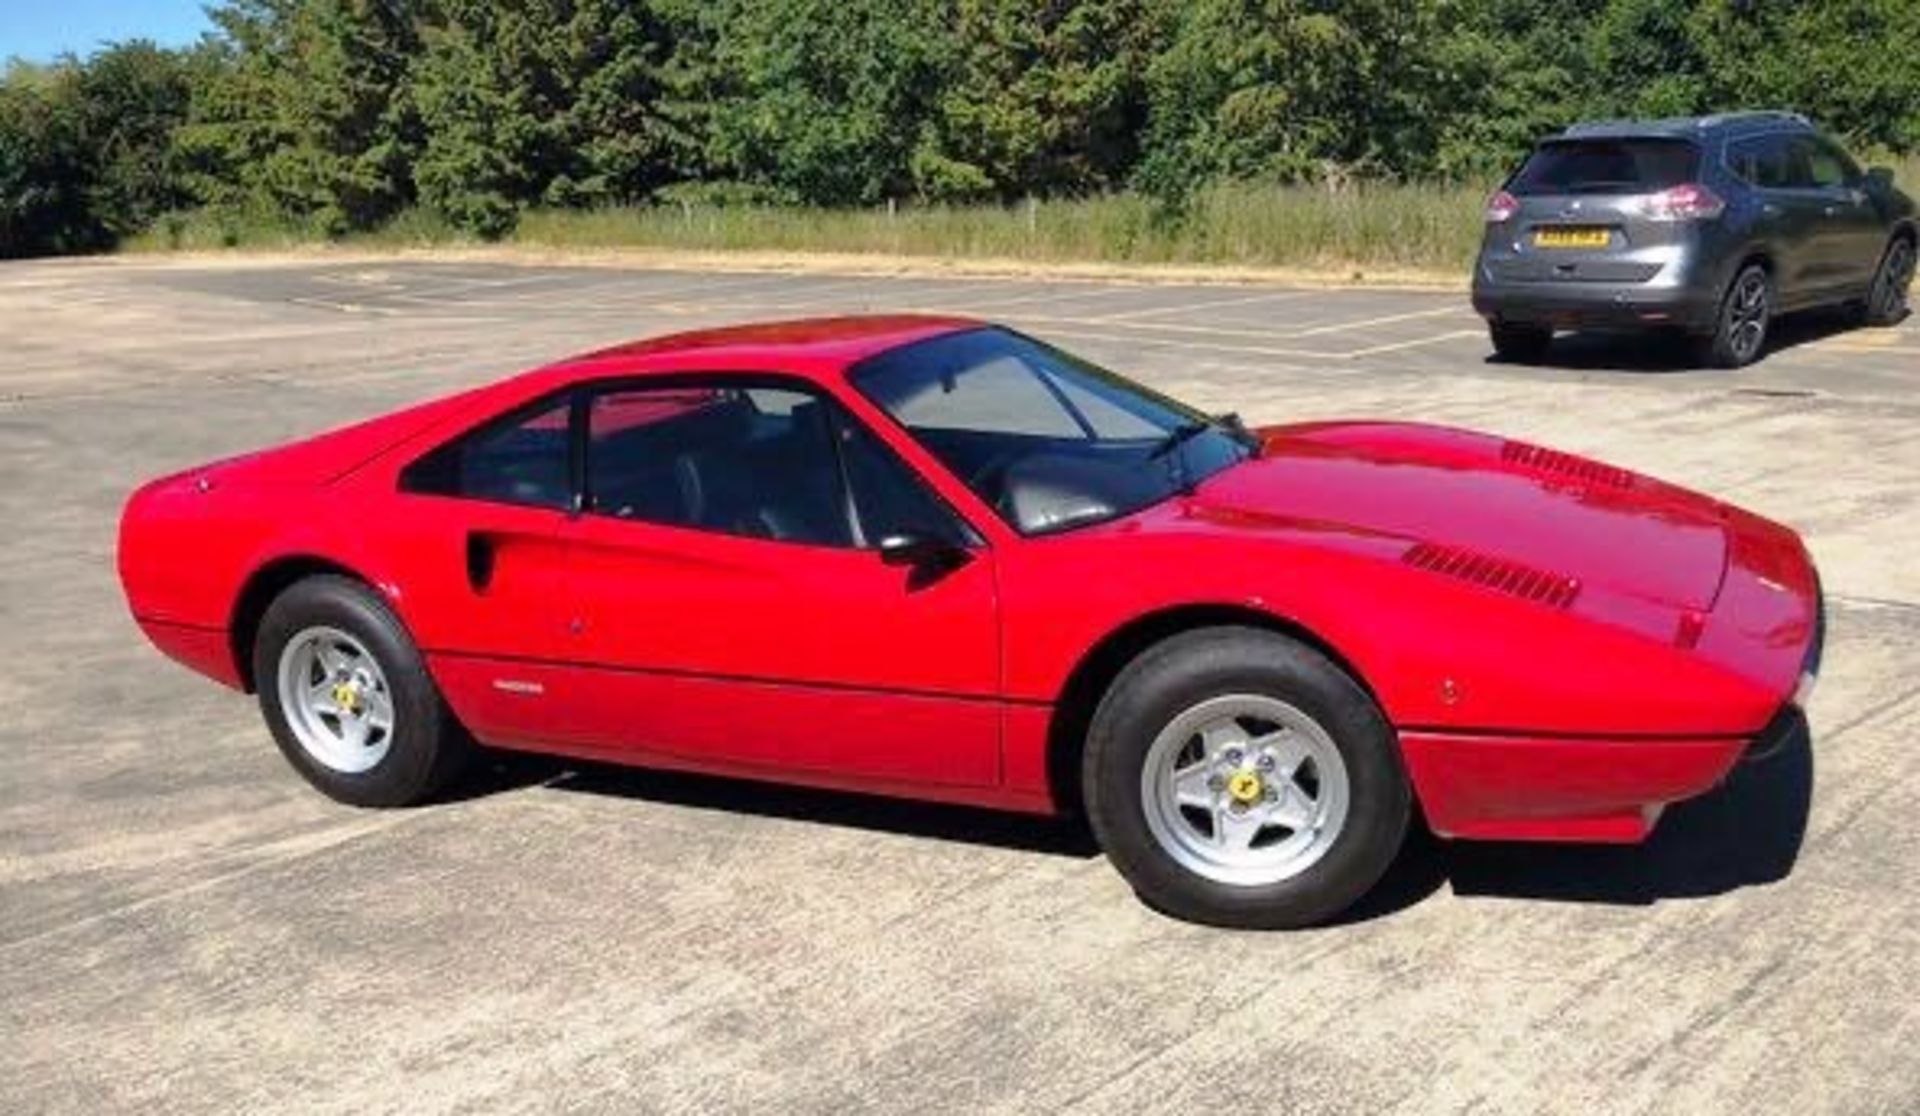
[[3, 255, 1917, 1114]]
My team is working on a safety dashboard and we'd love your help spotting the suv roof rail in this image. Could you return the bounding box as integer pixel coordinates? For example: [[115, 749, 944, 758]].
[[1697, 110, 1811, 130], [1561, 111, 1810, 138]]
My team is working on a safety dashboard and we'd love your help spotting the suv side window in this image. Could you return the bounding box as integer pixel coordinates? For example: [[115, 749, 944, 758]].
[[586, 381, 854, 547], [1796, 136, 1857, 189], [1728, 134, 1795, 189], [400, 398, 573, 510]]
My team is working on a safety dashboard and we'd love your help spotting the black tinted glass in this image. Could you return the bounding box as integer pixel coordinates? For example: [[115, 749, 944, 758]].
[[402, 399, 572, 510], [834, 412, 964, 546], [1728, 135, 1795, 188], [587, 384, 853, 547], [852, 328, 1252, 536], [1508, 139, 1699, 196]]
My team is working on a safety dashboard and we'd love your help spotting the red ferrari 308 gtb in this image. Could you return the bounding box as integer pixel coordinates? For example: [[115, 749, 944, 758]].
[[119, 317, 1821, 927]]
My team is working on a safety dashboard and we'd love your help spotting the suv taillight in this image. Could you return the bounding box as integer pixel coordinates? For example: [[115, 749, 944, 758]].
[[1639, 183, 1725, 221], [1484, 190, 1520, 224]]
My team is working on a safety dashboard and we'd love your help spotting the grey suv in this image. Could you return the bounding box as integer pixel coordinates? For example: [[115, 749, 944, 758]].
[[1471, 112, 1915, 367]]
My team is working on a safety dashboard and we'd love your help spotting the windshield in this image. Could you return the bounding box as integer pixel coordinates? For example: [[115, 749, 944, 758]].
[[1507, 138, 1699, 196], [850, 327, 1255, 535]]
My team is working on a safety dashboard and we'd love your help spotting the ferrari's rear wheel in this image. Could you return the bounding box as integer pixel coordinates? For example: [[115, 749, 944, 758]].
[[1083, 627, 1409, 929], [254, 575, 469, 807]]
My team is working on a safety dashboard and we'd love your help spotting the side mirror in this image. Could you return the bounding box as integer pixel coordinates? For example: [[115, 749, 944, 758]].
[[877, 532, 971, 588], [1866, 166, 1894, 190], [877, 530, 965, 567]]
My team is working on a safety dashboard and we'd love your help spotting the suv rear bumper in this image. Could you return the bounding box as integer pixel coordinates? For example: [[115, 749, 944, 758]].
[[1472, 276, 1721, 332]]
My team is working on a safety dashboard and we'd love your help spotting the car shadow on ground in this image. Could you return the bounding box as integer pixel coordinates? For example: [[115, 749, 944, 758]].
[[528, 759, 1103, 858], [1490, 307, 1885, 374], [458, 713, 1812, 920]]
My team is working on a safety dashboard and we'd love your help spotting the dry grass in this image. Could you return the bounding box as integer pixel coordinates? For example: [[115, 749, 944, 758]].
[[124, 153, 1920, 277]]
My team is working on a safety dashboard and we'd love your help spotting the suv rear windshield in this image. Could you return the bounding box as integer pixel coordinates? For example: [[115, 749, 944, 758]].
[[1507, 138, 1700, 196]]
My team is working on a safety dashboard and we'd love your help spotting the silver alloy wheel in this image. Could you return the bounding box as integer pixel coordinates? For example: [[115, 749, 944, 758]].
[[1728, 268, 1770, 362], [276, 625, 396, 774], [1139, 694, 1351, 887], [1875, 240, 1914, 319]]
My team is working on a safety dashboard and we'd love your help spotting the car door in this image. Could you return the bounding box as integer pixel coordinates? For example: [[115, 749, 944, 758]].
[[550, 375, 1003, 789], [1795, 134, 1885, 291], [384, 394, 578, 747], [1729, 132, 1824, 300]]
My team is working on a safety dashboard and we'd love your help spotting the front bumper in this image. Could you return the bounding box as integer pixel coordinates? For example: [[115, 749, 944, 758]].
[[1400, 729, 1749, 843]]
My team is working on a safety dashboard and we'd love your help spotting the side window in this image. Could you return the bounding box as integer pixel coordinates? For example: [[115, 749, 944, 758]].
[[1729, 135, 1794, 189], [1798, 137, 1856, 189], [587, 382, 854, 547], [833, 411, 969, 546], [400, 398, 572, 510]]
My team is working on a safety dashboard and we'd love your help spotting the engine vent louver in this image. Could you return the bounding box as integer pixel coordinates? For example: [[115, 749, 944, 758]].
[[1402, 542, 1582, 610], [1500, 440, 1637, 490]]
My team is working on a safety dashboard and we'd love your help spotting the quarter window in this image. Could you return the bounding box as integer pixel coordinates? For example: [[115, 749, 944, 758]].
[[400, 399, 573, 510]]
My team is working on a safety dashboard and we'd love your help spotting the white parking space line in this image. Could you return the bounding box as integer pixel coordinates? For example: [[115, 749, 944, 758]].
[[1283, 305, 1468, 337], [946, 283, 1145, 312], [1805, 328, 1913, 352], [286, 296, 405, 316], [1030, 325, 1383, 362], [1089, 288, 1324, 322], [1343, 329, 1488, 357]]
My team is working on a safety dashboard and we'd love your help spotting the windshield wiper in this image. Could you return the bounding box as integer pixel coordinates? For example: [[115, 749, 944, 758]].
[[1215, 411, 1261, 456], [1150, 412, 1260, 460], [1148, 418, 1212, 460]]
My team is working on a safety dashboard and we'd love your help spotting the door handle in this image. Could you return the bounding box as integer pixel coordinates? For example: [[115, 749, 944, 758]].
[[466, 531, 497, 592], [1761, 203, 1782, 218], [1823, 205, 1839, 217]]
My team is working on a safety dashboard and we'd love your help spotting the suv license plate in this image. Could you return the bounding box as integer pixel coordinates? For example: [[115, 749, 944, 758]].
[[1534, 227, 1610, 248]]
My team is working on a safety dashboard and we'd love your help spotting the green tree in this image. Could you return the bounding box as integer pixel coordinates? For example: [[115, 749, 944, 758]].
[[1133, 0, 1460, 201], [701, 0, 950, 205], [175, 0, 418, 234], [411, 0, 684, 236], [74, 41, 196, 238], [0, 63, 99, 256]]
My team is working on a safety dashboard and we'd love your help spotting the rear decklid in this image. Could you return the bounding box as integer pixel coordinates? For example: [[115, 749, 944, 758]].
[[172, 386, 488, 493]]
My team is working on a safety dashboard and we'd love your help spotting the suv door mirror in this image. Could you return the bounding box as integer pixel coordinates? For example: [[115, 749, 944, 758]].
[[1866, 166, 1895, 191]]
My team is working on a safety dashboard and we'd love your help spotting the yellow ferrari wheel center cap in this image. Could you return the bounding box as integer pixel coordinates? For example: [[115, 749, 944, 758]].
[[332, 682, 360, 713], [1227, 770, 1264, 804]]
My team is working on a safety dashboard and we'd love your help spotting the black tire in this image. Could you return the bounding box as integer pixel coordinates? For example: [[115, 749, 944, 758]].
[[1488, 322, 1553, 363], [253, 574, 469, 807], [1864, 234, 1915, 327], [1081, 627, 1410, 929], [1698, 263, 1772, 368]]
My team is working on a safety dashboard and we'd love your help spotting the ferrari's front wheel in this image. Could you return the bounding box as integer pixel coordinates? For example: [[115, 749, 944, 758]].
[[254, 574, 469, 807], [1083, 627, 1409, 929]]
